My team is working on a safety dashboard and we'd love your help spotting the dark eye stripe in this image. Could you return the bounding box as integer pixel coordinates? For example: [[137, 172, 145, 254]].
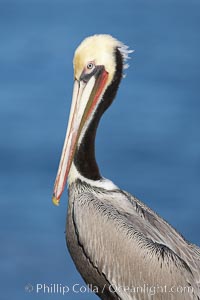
[[80, 65, 104, 83], [80, 66, 97, 83]]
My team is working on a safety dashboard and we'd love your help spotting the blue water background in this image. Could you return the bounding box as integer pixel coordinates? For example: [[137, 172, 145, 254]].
[[1, 0, 200, 299]]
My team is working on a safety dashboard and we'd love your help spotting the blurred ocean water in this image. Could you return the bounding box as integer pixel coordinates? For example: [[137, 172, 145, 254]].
[[1, 0, 200, 299]]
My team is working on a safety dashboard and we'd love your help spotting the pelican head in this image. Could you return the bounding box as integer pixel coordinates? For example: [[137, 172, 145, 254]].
[[53, 34, 132, 205]]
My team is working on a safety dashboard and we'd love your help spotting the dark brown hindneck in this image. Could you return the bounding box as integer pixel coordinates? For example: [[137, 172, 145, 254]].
[[73, 48, 123, 180]]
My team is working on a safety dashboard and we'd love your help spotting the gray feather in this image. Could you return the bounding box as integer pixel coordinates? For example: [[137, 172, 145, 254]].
[[66, 180, 200, 300]]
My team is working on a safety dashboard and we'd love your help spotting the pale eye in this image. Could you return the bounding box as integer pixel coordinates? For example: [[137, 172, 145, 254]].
[[87, 62, 94, 70]]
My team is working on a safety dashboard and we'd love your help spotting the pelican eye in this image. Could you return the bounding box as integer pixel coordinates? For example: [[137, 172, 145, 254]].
[[87, 62, 94, 70], [80, 62, 97, 82]]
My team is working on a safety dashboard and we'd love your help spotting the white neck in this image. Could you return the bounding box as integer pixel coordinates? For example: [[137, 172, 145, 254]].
[[68, 162, 119, 190]]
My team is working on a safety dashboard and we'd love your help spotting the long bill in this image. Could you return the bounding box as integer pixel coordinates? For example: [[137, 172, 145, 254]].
[[52, 69, 108, 205]]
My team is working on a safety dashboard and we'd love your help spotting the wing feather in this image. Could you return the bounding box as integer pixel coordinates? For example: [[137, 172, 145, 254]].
[[72, 188, 200, 300]]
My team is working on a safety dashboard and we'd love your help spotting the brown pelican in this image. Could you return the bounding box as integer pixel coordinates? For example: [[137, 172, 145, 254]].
[[52, 34, 200, 300]]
